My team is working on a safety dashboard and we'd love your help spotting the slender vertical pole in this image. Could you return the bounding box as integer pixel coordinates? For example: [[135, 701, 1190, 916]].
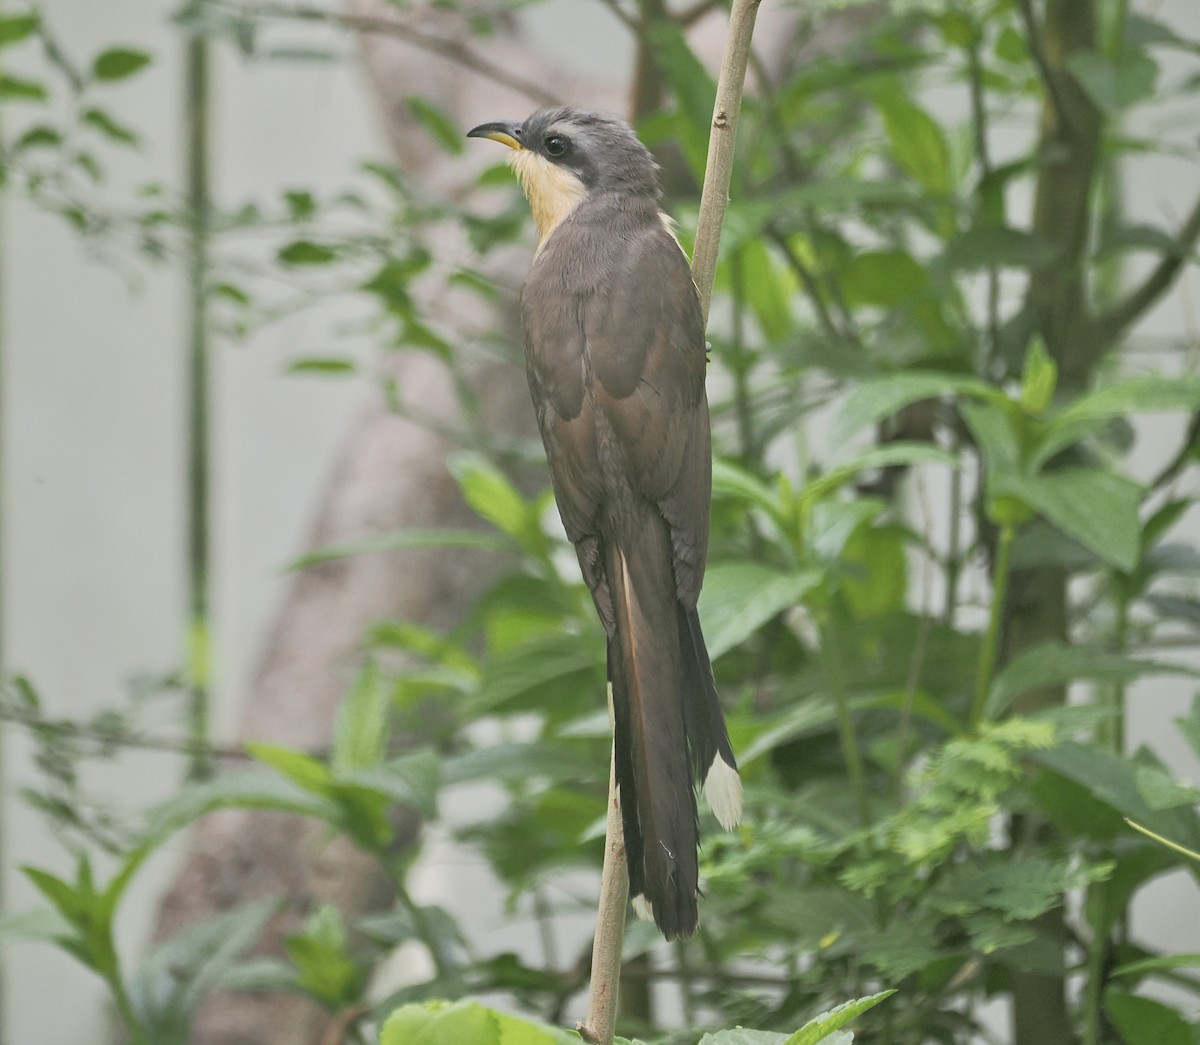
[[579, 719, 629, 1044], [0, 16, 9, 1034], [184, 32, 213, 780], [0, 0, 10, 1027]]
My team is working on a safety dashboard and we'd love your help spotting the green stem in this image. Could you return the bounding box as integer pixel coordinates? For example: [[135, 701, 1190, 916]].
[[970, 522, 1015, 730], [943, 444, 963, 628], [822, 613, 870, 827], [184, 32, 213, 780]]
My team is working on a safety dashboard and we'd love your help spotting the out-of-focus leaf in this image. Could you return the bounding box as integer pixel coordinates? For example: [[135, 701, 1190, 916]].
[[1104, 990, 1191, 1045], [92, 47, 152, 82], [406, 95, 465, 155], [992, 470, 1142, 571], [828, 372, 998, 448], [1067, 49, 1159, 113], [783, 990, 896, 1045], [698, 563, 822, 660], [332, 660, 387, 773]]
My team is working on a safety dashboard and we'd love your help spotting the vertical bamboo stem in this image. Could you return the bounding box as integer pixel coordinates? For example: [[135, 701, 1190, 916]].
[[184, 32, 213, 780]]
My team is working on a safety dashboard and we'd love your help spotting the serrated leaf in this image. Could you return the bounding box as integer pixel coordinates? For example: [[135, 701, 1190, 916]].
[[698, 563, 821, 660], [92, 47, 152, 82], [784, 991, 897, 1045], [992, 470, 1142, 571]]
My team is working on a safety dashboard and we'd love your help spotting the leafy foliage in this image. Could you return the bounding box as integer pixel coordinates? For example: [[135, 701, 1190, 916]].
[[4, 0, 1200, 1043]]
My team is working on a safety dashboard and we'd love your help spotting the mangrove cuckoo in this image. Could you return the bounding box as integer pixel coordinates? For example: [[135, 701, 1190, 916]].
[[467, 107, 741, 939]]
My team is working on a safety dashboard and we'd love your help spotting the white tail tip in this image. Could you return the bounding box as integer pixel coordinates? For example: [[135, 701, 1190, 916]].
[[704, 754, 743, 830], [631, 894, 655, 922]]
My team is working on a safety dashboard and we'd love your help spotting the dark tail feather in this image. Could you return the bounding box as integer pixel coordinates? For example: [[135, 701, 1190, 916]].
[[679, 607, 742, 830], [607, 532, 698, 940]]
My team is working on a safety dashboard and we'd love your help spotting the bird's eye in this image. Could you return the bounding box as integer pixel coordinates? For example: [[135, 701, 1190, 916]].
[[544, 134, 568, 157]]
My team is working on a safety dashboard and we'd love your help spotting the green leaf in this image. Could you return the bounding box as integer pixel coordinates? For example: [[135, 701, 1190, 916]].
[[381, 999, 577, 1045], [286, 905, 365, 1008], [82, 106, 139, 146], [129, 900, 278, 1033], [0, 73, 47, 100], [1104, 990, 1192, 1045], [332, 660, 387, 773], [1113, 952, 1200, 977], [449, 452, 538, 547], [92, 47, 152, 82], [276, 239, 337, 265], [1020, 338, 1057, 415], [698, 563, 821, 660], [942, 226, 1062, 271], [1050, 375, 1200, 428], [1067, 49, 1159, 113], [992, 470, 1142, 571], [13, 124, 61, 151], [340, 750, 440, 819], [840, 250, 929, 308], [988, 643, 1197, 719], [247, 742, 333, 796], [0, 13, 39, 47], [0, 906, 69, 943], [784, 991, 897, 1045], [406, 95, 465, 155], [828, 372, 997, 448], [286, 357, 356, 376], [698, 1031, 789, 1045], [875, 91, 952, 198]]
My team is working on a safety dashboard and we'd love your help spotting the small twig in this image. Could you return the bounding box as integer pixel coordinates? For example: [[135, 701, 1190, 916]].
[[209, 0, 560, 106], [691, 0, 763, 323], [1095, 191, 1200, 344]]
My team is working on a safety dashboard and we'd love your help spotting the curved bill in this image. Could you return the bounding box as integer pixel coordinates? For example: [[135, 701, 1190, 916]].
[[466, 120, 525, 150]]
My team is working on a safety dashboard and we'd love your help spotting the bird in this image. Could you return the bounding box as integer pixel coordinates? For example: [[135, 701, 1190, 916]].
[[467, 106, 741, 940]]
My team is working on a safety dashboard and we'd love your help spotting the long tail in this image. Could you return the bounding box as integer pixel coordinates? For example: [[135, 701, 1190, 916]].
[[606, 521, 741, 940]]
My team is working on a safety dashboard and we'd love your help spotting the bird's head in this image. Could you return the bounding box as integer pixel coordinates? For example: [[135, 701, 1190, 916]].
[[468, 106, 660, 247]]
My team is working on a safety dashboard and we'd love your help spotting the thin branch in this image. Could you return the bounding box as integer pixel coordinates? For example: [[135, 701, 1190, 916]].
[[579, 733, 629, 1045], [691, 0, 763, 323], [1015, 0, 1070, 132], [1, 703, 254, 761], [677, 0, 723, 28], [210, 0, 560, 106], [1095, 191, 1200, 343], [767, 224, 851, 346]]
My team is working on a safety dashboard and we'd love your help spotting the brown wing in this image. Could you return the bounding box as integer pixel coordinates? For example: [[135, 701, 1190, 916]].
[[583, 224, 711, 609], [521, 220, 711, 615]]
